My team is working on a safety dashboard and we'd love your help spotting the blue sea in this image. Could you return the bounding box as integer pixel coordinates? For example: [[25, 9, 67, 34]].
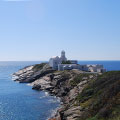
[[0, 61, 120, 120], [0, 61, 60, 120]]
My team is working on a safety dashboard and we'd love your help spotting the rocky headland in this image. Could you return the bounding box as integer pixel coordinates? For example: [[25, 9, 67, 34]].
[[13, 63, 120, 120]]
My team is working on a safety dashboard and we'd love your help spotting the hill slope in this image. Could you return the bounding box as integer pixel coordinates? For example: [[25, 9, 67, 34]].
[[76, 71, 120, 120]]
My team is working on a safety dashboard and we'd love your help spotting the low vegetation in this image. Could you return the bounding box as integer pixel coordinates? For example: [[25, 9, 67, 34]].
[[76, 71, 120, 120], [62, 60, 71, 64], [70, 73, 96, 87], [32, 63, 46, 71]]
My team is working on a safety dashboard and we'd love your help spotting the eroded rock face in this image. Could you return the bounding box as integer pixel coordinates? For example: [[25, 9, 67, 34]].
[[12, 63, 97, 120], [13, 64, 54, 83], [31, 74, 53, 91]]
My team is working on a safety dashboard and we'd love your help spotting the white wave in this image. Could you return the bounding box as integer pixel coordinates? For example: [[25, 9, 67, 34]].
[[39, 92, 50, 99], [27, 83, 33, 86], [11, 75, 19, 81], [45, 92, 49, 96], [39, 96, 46, 99], [47, 106, 60, 120]]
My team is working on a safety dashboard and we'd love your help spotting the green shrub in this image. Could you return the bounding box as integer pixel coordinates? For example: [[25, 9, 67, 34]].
[[70, 73, 92, 87], [33, 63, 46, 71], [87, 116, 98, 120], [62, 60, 71, 64]]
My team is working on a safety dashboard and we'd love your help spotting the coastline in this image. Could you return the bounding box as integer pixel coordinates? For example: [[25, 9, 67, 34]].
[[12, 63, 98, 120], [12, 63, 120, 120]]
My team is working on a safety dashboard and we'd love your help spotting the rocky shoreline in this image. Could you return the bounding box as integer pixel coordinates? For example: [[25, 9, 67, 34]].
[[12, 63, 98, 120]]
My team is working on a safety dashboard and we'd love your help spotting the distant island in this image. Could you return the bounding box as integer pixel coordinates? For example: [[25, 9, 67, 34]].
[[12, 53, 120, 120]]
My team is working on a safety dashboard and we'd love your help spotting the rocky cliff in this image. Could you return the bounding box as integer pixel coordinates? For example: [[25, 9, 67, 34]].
[[13, 63, 120, 120]]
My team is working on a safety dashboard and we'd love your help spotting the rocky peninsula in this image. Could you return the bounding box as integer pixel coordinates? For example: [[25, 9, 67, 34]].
[[13, 63, 120, 120]]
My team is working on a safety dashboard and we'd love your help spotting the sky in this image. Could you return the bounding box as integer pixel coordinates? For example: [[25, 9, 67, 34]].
[[0, 0, 120, 61]]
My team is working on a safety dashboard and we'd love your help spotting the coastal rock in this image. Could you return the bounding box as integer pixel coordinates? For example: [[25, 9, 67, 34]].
[[13, 63, 120, 120], [64, 106, 82, 117], [13, 64, 54, 83], [13, 63, 98, 120], [32, 84, 41, 90]]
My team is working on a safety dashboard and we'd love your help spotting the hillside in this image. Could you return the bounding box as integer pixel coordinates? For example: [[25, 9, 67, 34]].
[[76, 71, 120, 120]]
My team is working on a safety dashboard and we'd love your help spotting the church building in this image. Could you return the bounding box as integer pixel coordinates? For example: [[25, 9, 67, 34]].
[[49, 50, 67, 70]]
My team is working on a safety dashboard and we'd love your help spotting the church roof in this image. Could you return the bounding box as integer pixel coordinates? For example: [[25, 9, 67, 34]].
[[51, 56, 59, 59], [61, 50, 65, 53]]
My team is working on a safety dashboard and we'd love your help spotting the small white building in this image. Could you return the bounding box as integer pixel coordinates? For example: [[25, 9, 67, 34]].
[[69, 60, 78, 64], [58, 64, 81, 71]]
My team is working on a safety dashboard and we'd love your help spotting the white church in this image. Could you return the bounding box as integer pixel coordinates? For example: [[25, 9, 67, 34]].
[[49, 50, 106, 73], [49, 50, 67, 70]]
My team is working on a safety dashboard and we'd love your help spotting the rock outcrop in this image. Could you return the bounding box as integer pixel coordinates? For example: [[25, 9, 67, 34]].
[[13, 63, 55, 83], [13, 63, 97, 120], [13, 63, 120, 120]]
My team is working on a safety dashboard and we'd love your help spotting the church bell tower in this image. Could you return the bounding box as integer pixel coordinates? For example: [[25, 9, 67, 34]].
[[61, 50, 65, 57], [61, 50, 67, 62]]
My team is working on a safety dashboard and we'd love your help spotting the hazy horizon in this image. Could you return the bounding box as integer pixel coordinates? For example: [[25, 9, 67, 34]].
[[0, 60, 120, 62], [0, 0, 120, 61]]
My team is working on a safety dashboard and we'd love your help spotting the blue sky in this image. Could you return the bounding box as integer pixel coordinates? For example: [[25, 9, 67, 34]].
[[0, 0, 120, 61]]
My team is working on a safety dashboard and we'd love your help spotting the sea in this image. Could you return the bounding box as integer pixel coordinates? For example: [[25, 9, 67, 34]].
[[0, 61, 120, 120]]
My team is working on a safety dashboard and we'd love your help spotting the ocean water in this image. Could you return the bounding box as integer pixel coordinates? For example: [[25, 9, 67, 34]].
[[0, 61, 120, 120], [0, 61, 60, 120]]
